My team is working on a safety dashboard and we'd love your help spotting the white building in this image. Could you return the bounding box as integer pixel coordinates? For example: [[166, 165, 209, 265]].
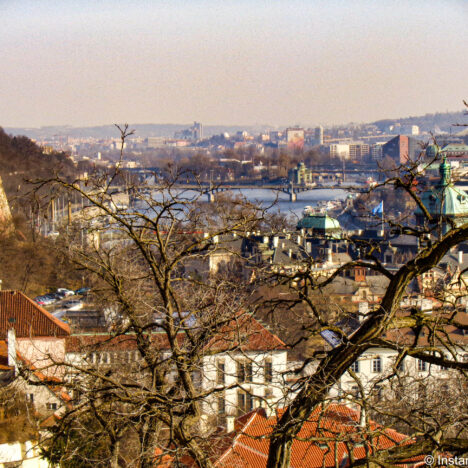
[[329, 144, 350, 159], [202, 338, 288, 418], [65, 313, 288, 419], [334, 311, 467, 401]]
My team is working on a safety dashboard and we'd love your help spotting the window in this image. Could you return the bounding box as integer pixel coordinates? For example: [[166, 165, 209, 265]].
[[396, 359, 405, 372], [351, 386, 360, 398], [350, 361, 360, 373], [245, 362, 253, 383], [237, 361, 253, 383], [128, 351, 139, 363], [216, 360, 225, 385], [237, 361, 245, 383], [26, 393, 34, 403], [237, 391, 253, 415], [47, 402, 58, 411], [101, 353, 109, 364], [372, 356, 382, 373], [217, 395, 226, 415], [264, 359, 273, 383], [418, 359, 427, 372]]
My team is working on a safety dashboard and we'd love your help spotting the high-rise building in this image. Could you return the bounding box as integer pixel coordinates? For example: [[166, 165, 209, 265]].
[[370, 143, 384, 160], [193, 122, 203, 141], [382, 135, 420, 164], [348, 143, 370, 161], [314, 126, 324, 145], [286, 128, 305, 150], [328, 144, 350, 160]]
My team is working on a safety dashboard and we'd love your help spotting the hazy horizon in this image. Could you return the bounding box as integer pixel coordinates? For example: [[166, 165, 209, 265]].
[[1, 0, 467, 128], [3, 107, 466, 133]]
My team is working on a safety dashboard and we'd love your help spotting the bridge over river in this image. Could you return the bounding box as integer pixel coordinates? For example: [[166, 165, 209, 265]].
[[127, 182, 368, 203]]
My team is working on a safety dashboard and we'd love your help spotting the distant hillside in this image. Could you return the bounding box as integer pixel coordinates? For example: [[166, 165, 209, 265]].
[[371, 111, 466, 133], [0, 127, 77, 205], [5, 109, 467, 140], [4, 123, 276, 140]]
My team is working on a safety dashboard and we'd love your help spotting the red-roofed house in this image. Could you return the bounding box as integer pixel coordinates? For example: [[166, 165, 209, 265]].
[[0, 290, 70, 377], [64, 313, 288, 419], [0, 290, 71, 415], [201, 314, 288, 419], [213, 404, 424, 468]]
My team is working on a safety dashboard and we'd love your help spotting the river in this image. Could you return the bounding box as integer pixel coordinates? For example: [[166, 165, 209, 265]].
[[216, 188, 348, 219]]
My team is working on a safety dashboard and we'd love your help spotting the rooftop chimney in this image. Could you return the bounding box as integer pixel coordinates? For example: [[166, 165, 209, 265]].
[[226, 415, 235, 433], [7, 328, 16, 371]]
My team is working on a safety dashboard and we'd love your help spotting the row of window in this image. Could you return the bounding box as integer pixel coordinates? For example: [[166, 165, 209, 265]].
[[26, 394, 58, 411], [88, 351, 140, 365], [349, 356, 457, 374], [217, 389, 275, 416], [216, 359, 273, 385]]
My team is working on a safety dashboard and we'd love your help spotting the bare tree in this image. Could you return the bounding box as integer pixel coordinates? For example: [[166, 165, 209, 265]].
[[24, 121, 468, 468], [25, 125, 289, 468], [265, 146, 468, 467]]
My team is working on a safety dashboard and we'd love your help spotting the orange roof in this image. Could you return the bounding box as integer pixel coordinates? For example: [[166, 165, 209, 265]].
[[66, 314, 286, 354], [0, 290, 70, 338], [205, 313, 287, 352], [0, 340, 12, 370], [154, 448, 174, 468], [214, 405, 423, 468]]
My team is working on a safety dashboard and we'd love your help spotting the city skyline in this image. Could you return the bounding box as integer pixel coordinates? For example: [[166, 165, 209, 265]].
[[1, 0, 467, 128]]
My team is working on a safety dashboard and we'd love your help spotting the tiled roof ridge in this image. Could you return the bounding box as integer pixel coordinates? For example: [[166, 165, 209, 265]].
[[248, 312, 287, 349], [20, 291, 71, 335], [216, 409, 267, 466], [0, 290, 70, 336]]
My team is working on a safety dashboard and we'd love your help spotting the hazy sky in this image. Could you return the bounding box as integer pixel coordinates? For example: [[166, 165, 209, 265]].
[[1, 0, 467, 128]]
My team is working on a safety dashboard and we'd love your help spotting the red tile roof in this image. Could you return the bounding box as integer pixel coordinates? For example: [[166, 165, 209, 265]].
[[0, 291, 70, 338], [205, 313, 287, 352], [66, 313, 286, 354], [0, 340, 12, 370], [214, 405, 423, 468]]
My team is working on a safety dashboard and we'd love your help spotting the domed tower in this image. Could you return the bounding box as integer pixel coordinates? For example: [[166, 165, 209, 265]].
[[415, 151, 468, 233], [296, 213, 342, 238], [425, 144, 439, 160]]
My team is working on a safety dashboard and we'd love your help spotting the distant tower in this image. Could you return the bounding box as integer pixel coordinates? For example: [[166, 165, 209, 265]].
[[415, 152, 468, 233], [314, 126, 324, 145], [193, 122, 203, 141]]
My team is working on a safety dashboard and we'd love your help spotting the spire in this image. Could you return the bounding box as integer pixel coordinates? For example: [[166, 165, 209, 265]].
[[438, 153, 451, 187]]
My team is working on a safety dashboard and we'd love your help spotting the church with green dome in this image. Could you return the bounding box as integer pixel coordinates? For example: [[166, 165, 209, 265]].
[[415, 153, 468, 233], [296, 213, 342, 238]]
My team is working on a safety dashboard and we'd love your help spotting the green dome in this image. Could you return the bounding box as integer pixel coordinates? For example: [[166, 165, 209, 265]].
[[415, 156, 468, 229], [425, 144, 439, 159], [297, 213, 341, 238]]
